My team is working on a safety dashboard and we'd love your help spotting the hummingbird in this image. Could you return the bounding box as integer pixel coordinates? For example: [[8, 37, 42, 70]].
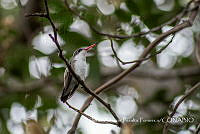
[[60, 43, 96, 102]]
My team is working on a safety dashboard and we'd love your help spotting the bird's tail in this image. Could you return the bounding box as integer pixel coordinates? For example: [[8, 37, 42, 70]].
[[60, 91, 68, 103], [60, 88, 70, 103]]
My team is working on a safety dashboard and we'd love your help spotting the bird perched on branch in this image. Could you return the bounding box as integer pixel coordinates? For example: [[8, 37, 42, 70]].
[[61, 44, 96, 102]]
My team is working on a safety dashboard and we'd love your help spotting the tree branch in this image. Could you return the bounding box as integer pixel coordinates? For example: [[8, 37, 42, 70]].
[[65, 102, 118, 126], [25, 0, 121, 127], [163, 82, 200, 134], [110, 34, 175, 65], [196, 123, 200, 134], [102, 65, 200, 80], [64, 0, 193, 39], [68, 1, 200, 133]]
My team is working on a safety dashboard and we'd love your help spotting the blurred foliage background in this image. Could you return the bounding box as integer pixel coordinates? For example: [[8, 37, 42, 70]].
[[0, 0, 200, 134]]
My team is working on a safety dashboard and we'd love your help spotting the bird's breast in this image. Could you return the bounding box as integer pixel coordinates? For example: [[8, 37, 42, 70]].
[[74, 59, 87, 81]]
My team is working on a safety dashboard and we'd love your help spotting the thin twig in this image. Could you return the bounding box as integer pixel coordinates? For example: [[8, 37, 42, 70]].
[[110, 34, 175, 65], [25, 0, 121, 127], [68, 1, 200, 133], [25, 13, 47, 17], [196, 123, 200, 134], [163, 82, 200, 134], [16, 0, 24, 9], [64, 0, 192, 39], [65, 102, 118, 126]]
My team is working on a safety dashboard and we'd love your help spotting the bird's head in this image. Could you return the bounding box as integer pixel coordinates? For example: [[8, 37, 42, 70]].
[[73, 43, 96, 58]]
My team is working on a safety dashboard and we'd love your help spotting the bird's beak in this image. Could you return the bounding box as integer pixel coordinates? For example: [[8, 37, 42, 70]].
[[84, 44, 96, 51]]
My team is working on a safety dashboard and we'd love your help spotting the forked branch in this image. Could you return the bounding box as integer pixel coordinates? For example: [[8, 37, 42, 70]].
[[25, 0, 121, 127], [110, 34, 175, 65], [163, 82, 200, 134], [68, 1, 200, 133], [64, 0, 193, 39]]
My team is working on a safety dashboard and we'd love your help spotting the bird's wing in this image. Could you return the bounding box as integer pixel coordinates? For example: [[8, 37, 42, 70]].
[[61, 71, 79, 102], [63, 59, 73, 88], [61, 60, 79, 102], [61, 69, 72, 101], [64, 69, 72, 89]]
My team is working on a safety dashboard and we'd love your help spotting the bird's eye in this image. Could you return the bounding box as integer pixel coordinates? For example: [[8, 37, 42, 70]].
[[78, 49, 82, 52], [73, 48, 83, 56]]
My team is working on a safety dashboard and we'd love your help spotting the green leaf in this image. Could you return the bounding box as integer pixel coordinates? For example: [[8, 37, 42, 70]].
[[115, 9, 132, 22], [4, 44, 31, 80]]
